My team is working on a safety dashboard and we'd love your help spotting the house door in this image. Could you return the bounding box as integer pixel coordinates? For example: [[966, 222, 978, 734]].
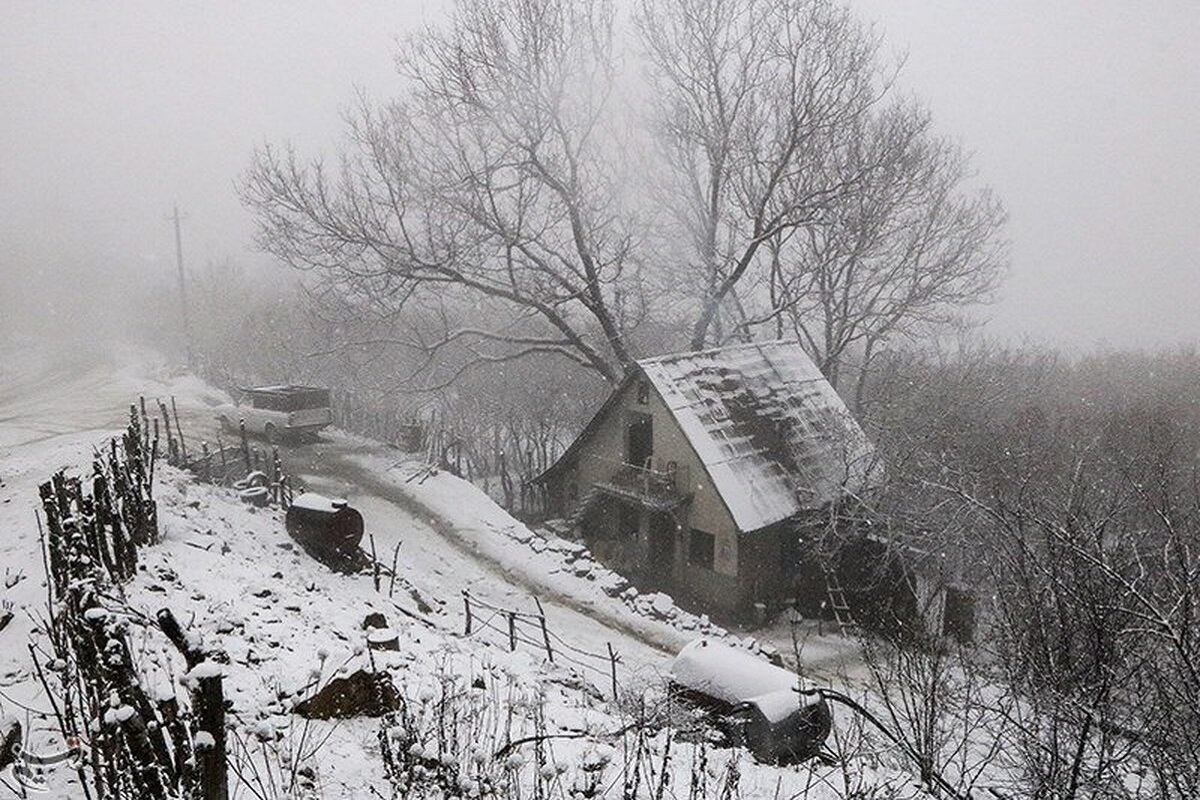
[[627, 414, 653, 468], [647, 511, 674, 577]]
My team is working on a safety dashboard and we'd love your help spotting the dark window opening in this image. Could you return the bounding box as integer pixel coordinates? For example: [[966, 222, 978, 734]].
[[689, 529, 715, 570], [626, 413, 653, 468], [637, 381, 650, 404]]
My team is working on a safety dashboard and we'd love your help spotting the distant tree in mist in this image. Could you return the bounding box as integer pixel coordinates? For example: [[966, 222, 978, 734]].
[[242, 0, 1006, 391]]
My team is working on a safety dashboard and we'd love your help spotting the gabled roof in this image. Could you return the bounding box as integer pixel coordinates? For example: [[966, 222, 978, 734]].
[[639, 340, 877, 532], [536, 340, 878, 533]]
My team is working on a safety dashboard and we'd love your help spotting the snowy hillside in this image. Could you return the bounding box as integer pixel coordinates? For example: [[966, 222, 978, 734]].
[[0, 347, 930, 798]]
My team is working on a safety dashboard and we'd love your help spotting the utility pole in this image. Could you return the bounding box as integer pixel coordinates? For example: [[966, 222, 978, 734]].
[[169, 204, 194, 368]]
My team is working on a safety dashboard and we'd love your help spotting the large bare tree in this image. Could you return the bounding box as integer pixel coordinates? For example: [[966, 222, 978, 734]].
[[244, 0, 639, 384], [244, 0, 1007, 391], [638, 0, 894, 350]]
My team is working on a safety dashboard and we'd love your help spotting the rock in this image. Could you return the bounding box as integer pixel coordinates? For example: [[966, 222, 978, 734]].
[[294, 670, 401, 719], [548, 538, 588, 558], [530, 539, 547, 553], [597, 571, 629, 597], [571, 559, 595, 578], [648, 593, 675, 619]]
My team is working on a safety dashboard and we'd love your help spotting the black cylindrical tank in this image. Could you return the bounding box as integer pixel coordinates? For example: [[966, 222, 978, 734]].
[[285, 493, 364, 567]]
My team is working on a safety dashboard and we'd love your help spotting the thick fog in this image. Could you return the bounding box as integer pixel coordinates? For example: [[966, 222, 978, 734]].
[[1, 0, 1197, 347]]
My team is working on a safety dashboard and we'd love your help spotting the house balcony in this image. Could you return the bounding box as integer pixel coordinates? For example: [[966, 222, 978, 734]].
[[584, 455, 692, 511]]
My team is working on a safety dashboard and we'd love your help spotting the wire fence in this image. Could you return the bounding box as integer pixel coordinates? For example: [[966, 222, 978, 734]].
[[461, 590, 621, 699]]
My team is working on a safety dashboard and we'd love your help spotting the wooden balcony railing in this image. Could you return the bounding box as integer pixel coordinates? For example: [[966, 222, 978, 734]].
[[584, 455, 692, 509]]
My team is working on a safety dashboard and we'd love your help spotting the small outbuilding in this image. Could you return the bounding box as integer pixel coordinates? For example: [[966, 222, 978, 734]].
[[669, 638, 831, 764]]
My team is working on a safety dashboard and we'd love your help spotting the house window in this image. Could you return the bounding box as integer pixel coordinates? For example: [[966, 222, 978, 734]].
[[688, 528, 715, 570], [636, 381, 650, 404]]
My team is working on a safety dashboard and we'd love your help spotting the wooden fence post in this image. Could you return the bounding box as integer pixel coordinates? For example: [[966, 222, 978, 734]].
[[507, 612, 517, 652], [534, 597, 554, 663], [369, 534, 380, 593], [239, 420, 250, 471], [194, 674, 227, 800], [607, 643, 619, 701], [158, 608, 227, 800], [271, 447, 282, 503], [170, 396, 188, 465], [463, 591, 473, 635], [388, 541, 401, 599], [140, 396, 150, 451]]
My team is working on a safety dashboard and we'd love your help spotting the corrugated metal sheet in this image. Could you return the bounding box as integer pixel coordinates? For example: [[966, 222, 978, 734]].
[[639, 340, 877, 532]]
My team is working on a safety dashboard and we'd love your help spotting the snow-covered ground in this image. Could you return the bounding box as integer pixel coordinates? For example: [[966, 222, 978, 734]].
[[0, 344, 926, 798]]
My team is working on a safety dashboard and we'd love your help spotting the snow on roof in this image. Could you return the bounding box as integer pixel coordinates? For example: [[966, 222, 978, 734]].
[[670, 638, 799, 706], [638, 340, 876, 532]]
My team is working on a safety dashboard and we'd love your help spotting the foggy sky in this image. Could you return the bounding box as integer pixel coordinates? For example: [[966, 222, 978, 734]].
[[2, 1, 1198, 349]]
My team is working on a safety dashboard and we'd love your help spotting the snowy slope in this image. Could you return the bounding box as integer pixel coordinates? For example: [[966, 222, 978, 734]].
[[1, 346, 925, 798]]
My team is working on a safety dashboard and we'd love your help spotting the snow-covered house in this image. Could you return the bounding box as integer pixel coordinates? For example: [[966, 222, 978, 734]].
[[534, 340, 878, 616]]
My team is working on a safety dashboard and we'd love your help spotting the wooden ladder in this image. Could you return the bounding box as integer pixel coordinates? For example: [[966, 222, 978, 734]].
[[822, 563, 856, 636]]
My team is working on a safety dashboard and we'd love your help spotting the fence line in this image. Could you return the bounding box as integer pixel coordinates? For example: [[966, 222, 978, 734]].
[[192, 357, 565, 519], [33, 404, 229, 799], [461, 590, 620, 700], [151, 394, 294, 509]]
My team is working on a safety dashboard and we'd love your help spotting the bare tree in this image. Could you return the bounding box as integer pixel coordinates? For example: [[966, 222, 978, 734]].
[[243, 0, 639, 385], [638, 0, 896, 350], [244, 0, 1006, 394], [763, 102, 1007, 406]]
